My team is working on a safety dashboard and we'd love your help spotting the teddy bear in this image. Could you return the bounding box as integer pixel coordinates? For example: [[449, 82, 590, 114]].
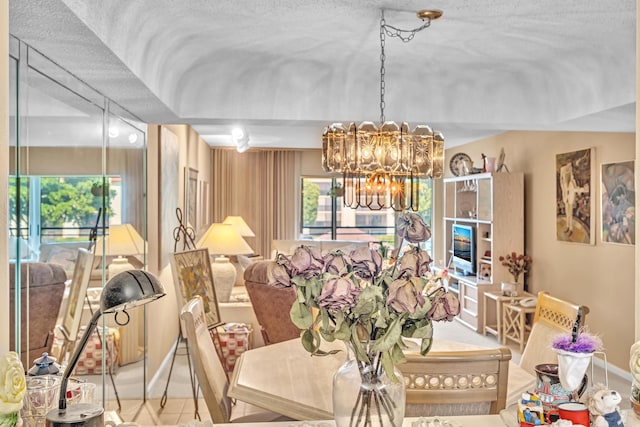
[[587, 385, 625, 427]]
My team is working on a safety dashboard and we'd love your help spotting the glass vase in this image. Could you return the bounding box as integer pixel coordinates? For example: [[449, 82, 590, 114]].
[[333, 341, 405, 427]]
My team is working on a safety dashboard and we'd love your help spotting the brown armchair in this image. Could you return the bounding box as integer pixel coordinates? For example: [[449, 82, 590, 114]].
[[243, 261, 300, 345], [9, 262, 67, 368]]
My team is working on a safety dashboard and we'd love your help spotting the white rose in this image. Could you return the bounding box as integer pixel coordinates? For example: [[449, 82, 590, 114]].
[[630, 341, 640, 384], [0, 352, 26, 414]]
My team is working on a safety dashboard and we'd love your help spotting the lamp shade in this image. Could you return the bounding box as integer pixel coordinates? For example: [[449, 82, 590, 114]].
[[196, 223, 253, 256], [222, 216, 255, 237], [94, 223, 147, 256], [100, 270, 166, 313]]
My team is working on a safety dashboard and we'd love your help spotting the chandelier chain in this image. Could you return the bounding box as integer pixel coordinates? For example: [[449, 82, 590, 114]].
[[379, 12, 386, 123]]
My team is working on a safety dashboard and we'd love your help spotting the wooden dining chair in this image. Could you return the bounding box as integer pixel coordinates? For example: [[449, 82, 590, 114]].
[[518, 291, 590, 377], [400, 347, 512, 417], [180, 296, 290, 423]]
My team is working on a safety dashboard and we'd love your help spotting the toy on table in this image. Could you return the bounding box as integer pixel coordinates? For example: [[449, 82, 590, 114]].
[[587, 385, 625, 427], [519, 393, 545, 425]]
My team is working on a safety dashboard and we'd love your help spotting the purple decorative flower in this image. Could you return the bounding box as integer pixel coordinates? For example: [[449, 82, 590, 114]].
[[552, 332, 603, 353], [387, 278, 425, 314], [396, 212, 431, 243], [323, 251, 351, 276], [267, 263, 293, 288], [397, 247, 432, 278], [317, 277, 361, 310], [290, 246, 324, 279], [349, 247, 382, 281]]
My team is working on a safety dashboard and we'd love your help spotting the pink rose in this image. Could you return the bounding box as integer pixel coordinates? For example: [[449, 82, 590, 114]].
[[317, 277, 361, 310], [396, 212, 431, 243], [323, 251, 351, 276], [350, 247, 382, 281], [267, 263, 293, 288], [397, 248, 432, 278], [387, 278, 425, 314], [290, 246, 324, 279]]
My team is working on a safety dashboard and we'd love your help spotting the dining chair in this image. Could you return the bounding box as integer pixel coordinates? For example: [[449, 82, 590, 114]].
[[243, 261, 300, 345], [518, 291, 590, 377], [180, 296, 290, 423], [400, 347, 512, 417]]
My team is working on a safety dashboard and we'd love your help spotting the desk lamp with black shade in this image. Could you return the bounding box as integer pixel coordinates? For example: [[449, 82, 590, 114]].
[[45, 270, 166, 427]]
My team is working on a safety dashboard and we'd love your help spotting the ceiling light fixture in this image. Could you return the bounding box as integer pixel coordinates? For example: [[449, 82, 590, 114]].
[[231, 127, 250, 153], [322, 9, 445, 211]]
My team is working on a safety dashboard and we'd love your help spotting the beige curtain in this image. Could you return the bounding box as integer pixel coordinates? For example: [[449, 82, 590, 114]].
[[211, 149, 301, 258]]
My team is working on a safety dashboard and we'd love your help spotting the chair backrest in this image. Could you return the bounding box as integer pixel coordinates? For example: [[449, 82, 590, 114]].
[[181, 296, 232, 423], [519, 291, 589, 376], [400, 347, 512, 417], [243, 261, 300, 345]]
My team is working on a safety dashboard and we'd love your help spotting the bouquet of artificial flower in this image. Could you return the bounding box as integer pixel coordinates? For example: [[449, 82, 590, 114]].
[[0, 352, 26, 427], [498, 252, 532, 283], [268, 211, 459, 373]]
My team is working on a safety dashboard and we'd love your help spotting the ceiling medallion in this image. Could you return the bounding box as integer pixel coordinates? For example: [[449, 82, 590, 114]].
[[321, 9, 445, 212]]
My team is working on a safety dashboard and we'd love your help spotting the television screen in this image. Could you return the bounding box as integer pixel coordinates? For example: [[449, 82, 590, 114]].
[[452, 224, 475, 274]]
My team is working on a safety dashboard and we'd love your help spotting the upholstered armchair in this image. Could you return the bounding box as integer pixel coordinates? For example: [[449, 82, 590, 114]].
[[243, 261, 300, 345], [9, 262, 67, 368]]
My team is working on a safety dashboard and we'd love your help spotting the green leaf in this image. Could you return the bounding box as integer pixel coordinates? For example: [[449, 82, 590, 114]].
[[300, 329, 320, 354], [372, 316, 403, 353], [290, 301, 313, 329], [409, 321, 433, 339], [381, 350, 400, 383], [421, 336, 434, 355]]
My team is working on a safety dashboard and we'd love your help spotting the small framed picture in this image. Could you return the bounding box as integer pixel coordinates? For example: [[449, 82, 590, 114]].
[[601, 160, 635, 245]]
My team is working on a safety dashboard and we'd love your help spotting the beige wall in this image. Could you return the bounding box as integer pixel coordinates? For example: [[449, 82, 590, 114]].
[[145, 124, 212, 381], [448, 131, 635, 369]]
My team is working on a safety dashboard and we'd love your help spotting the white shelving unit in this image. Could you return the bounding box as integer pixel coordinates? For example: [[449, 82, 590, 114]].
[[434, 172, 524, 333]]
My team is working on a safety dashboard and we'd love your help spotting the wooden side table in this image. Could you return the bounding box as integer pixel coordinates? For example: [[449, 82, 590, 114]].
[[483, 291, 534, 342], [502, 302, 536, 352]]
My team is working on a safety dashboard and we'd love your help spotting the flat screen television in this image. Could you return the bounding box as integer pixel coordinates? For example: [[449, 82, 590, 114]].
[[452, 224, 476, 276]]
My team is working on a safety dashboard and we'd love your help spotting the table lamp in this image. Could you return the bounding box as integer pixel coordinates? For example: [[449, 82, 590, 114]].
[[94, 224, 147, 278], [196, 223, 253, 302], [45, 270, 165, 427], [222, 216, 255, 239]]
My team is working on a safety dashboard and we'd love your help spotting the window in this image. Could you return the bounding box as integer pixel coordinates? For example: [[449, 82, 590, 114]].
[[9, 175, 120, 253], [300, 177, 434, 253]]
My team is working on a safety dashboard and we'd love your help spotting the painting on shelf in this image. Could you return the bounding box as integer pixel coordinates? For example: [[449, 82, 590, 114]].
[[555, 148, 595, 245], [601, 160, 635, 245]]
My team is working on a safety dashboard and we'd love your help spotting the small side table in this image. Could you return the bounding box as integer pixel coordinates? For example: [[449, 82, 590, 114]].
[[502, 302, 536, 352], [483, 291, 535, 342]]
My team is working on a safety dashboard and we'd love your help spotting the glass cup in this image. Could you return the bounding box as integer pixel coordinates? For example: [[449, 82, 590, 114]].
[[66, 379, 97, 405], [21, 376, 60, 427]]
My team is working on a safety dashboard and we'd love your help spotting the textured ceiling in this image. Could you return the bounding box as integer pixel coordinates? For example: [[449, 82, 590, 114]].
[[9, 0, 636, 149]]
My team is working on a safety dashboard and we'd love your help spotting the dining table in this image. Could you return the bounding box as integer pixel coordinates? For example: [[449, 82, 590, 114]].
[[207, 414, 511, 426], [227, 337, 536, 421]]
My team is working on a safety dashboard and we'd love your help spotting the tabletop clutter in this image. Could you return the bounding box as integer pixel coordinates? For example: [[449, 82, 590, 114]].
[[516, 326, 627, 427]]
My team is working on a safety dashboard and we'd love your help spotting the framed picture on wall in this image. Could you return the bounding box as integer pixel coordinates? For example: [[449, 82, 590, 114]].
[[170, 248, 222, 328], [555, 148, 595, 244], [185, 167, 198, 229], [601, 160, 635, 245]]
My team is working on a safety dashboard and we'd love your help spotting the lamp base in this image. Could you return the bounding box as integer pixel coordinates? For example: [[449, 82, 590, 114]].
[[108, 257, 134, 279], [46, 403, 104, 427], [211, 256, 236, 302]]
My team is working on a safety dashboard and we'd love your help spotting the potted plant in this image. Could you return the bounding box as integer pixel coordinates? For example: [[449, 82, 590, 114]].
[[498, 252, 532, 295]]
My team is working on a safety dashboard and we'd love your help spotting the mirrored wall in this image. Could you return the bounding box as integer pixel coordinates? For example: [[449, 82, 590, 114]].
[[8, 35, 148, 409]]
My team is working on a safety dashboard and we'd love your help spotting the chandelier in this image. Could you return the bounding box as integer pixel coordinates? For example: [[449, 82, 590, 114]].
[[322, 9, 445, 211]]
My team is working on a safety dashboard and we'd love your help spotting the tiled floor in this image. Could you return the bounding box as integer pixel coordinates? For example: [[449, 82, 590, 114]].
[[106, 397, 211, 425]]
